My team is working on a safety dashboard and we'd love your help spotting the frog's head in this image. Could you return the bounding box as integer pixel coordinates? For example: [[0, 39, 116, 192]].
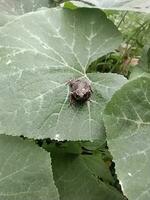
[[73, 88, 91, 101]]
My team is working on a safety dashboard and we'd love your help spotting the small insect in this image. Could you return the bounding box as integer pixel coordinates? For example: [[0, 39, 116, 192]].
[[67, 79, 93, 105]]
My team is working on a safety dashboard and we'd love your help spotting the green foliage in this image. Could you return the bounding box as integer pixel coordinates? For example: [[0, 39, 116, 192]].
[[65, 0, 150, 13], [0, 134, 59, 200], [50, 144, 126, 200], [87, 11, 150, 77], [64, 2, 150, 76], [104, 76, 150, 199], [0, 0, 51, 26], [0, 7, 126, 141], [0, 0, 149, 200], [108, 11, 150, 54]]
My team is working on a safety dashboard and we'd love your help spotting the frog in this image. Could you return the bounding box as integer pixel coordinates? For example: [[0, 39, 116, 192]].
[[67, 79, 93, 104]]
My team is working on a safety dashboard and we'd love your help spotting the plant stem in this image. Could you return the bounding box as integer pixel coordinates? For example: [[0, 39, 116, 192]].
[[117, 11, 128, 28]]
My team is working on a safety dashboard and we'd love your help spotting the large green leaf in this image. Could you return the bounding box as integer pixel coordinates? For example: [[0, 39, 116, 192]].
[[66, 0, 150, 13], [0, 13, 16, 27], [0, 0, 50, 15], [104, 76, 150, 200], [0, 135, 59, 200], [0, 7, 126, 141], [0, 0, 51, 26], [50, 145, 126, 200]]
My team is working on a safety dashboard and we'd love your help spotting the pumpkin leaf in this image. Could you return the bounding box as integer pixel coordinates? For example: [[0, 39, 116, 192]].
[[0, 135, 59, 200], [104, 76, 150, 200], [50, 145, 126, 200], [0, 7, 126, 141], [0, 0, 51, 26]]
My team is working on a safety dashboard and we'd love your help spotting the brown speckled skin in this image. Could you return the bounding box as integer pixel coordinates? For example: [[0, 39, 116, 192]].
[[68, 79, 92, 104]]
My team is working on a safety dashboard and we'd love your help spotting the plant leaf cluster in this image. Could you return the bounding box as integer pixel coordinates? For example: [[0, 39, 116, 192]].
[[0, 0, 149, 200]]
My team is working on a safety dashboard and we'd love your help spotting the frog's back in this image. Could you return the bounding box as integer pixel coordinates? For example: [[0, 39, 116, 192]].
[[69, 79, 90, 90]]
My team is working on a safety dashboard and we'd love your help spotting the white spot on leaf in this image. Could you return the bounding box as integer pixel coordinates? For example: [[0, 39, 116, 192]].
[[55, 134, 60, 140], [6, 59, 12, 65], [128, 172, 132, 177]]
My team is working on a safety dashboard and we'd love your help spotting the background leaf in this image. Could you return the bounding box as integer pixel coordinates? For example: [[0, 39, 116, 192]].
[[0, 0, 50, 15], [50, 145, 126, 200], [104, 76, 150, 200], [66, 0, 150, 13], [0, 0, 51, 26], [0, 135, 59, 200], [0, 7, 126, 141]]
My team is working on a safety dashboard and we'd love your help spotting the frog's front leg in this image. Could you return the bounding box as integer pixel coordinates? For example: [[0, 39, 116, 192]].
[[68, 92, 76, 106]]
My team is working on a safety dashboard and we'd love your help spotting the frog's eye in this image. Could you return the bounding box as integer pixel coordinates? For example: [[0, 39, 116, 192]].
[[75, 94, 80, 99], [83, 93, 88, 98], [85, 92, 90, 97]]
